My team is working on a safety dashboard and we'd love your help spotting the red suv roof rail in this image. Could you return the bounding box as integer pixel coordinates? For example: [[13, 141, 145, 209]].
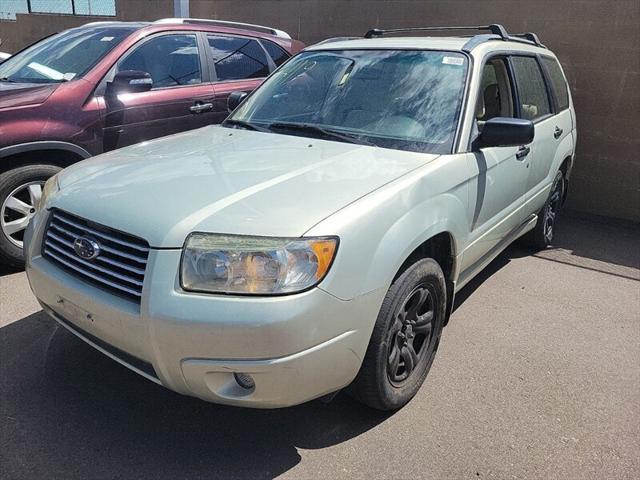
[[153, 18, 291, 39]]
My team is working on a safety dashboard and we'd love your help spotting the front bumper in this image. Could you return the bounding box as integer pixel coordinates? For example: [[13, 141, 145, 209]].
[[24, 211, 384, 408]]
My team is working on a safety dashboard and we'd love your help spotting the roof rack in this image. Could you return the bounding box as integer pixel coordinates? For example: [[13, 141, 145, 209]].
[[363, 24, 547, 51], [364, 24, 509, 40], [153, 18, 291, 39]]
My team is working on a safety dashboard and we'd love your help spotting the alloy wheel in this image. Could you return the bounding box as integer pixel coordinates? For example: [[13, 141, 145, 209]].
[[1, 181, 43, 248]]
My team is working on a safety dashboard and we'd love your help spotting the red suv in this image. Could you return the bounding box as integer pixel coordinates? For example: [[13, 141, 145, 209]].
[[0, 18, 303, 266]]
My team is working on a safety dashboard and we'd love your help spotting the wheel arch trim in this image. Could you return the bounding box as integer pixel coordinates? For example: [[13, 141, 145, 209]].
[[0, 141, 91, 160]]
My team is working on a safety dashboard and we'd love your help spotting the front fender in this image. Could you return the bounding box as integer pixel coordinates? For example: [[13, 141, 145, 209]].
[[307, 154, 471, 301]]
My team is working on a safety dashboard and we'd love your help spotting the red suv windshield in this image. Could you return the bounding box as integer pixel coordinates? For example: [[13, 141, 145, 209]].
[[0, 26, 139, 84]]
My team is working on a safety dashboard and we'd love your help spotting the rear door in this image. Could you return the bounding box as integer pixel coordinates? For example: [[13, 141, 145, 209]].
[[539, 55, 574, 188], [101, 32, 216, 151], [510, 55, 565, 214], [204, 34, 276, 123]]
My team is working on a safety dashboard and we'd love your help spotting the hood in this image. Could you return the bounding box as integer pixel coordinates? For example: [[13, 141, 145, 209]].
[[54, 126, 438, 248], [0, 81, 59, 110]]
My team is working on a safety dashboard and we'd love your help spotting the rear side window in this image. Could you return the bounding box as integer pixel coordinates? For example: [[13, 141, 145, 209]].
[[541, 57, 570, 111], [120, 34, 202, 88], [510, 56, 551, 121], [207, 35, 270, 81], [261, 40, 290, 66]]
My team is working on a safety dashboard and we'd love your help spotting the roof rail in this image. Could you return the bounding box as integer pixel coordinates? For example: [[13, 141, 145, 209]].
[[153, 18, 291, 39], [313, 36, 360, 46], [82, 21, 124, 26], [461, 34, 502, 52], [511, 32, 546, 48], [364, 24, 509, 40]]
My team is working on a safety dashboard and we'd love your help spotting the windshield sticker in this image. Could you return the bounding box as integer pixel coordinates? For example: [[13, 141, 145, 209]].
[[63, 72, 76, 81], [443, 56, 464, 66], [100, 36, 115, 42]]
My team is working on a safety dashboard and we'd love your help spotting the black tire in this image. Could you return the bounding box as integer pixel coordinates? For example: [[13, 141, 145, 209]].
[[0, 164, 62, 267], [349, 258, 446, 410], [521, 170, 565, 251]]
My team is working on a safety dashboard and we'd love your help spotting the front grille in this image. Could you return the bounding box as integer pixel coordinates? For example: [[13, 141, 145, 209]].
[[42, 209, 150, 302]]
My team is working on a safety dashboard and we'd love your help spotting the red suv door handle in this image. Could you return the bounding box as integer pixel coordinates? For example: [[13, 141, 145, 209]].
[[190, 102, 213, 114]]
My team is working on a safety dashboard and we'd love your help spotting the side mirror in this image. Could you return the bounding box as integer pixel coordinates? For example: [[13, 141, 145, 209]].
[[227, 91, 248, 112], [106, 70, 152, 96], [475, 117, 534, 149]]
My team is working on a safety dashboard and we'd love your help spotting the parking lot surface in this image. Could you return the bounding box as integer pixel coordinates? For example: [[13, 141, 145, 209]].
[[1, 214, 639, 479]]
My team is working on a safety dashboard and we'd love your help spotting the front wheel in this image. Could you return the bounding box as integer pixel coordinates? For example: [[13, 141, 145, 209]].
[[349, 258, 446, 410], [0, 164, 62, 267]]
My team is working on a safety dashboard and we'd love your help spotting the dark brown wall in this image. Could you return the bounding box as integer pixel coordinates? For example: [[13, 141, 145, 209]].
[[1, 0, 638, 221], [192, 0, 640, 222]]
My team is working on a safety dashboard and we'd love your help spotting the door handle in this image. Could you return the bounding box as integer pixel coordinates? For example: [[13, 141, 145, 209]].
[[189, 102, 213, 114], [516, 145, 530, 160], [554, 126, 563, 139]]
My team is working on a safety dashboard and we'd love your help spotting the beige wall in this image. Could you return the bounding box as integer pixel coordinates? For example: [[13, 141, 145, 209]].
[[1, 0, 638, 221]]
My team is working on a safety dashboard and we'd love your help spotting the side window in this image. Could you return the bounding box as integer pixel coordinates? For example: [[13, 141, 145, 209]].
[[510, 56, 551, 121], [207, 35, 270, 81], [261, 40, 290, 67], [475, 58, 514, 122], [541, 57, 570, 111], [119, 34, 201, 89]]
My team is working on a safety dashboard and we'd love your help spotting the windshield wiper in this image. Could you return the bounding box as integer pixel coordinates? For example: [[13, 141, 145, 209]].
[[222, 119, 269, 133], [0, 77, 16, 83], [267, 122, 375, 146]]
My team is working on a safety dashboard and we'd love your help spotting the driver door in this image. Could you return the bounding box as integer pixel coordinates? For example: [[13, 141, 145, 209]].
[[100, 32, 216, 151], [462, 57, 530, 271]]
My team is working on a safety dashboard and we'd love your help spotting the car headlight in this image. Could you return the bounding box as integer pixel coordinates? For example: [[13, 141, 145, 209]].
[[181, 233, 338, 295], [36, 173, 59, 211]]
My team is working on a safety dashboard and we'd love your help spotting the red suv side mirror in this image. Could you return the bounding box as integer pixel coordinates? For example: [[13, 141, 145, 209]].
[[227, 91, 248, 112], [107, 70, 153, 96]]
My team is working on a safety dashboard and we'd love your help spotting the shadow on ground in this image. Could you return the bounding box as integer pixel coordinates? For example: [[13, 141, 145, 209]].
[[0, 312, 393, 480], [556, 212, 639, 270], [0, 263, 21, 277]]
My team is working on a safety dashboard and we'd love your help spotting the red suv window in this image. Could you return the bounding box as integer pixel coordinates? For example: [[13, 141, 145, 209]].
[[261, 40, 290, 67], [207, 35, 270, 81], [119, 34, 202, 88]]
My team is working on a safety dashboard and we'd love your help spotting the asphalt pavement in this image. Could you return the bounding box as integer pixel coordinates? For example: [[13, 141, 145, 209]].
[[1, 214, 638, 479]]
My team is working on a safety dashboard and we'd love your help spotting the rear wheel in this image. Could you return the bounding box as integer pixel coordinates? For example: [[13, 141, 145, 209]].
[[349, 258, 446, 410], [0, 164, 61, 267], [522, 169, 565, 251]]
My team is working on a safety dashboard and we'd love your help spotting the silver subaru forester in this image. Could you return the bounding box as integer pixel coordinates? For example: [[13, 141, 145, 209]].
[[25, 24, 576, 410]]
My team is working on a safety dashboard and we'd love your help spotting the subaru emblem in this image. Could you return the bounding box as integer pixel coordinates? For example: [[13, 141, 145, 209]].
[[73, 236, 101, 260]]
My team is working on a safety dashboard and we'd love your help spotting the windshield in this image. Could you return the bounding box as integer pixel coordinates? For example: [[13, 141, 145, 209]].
[[227, 49, 468, 154], [0, 26, 138, 84]]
